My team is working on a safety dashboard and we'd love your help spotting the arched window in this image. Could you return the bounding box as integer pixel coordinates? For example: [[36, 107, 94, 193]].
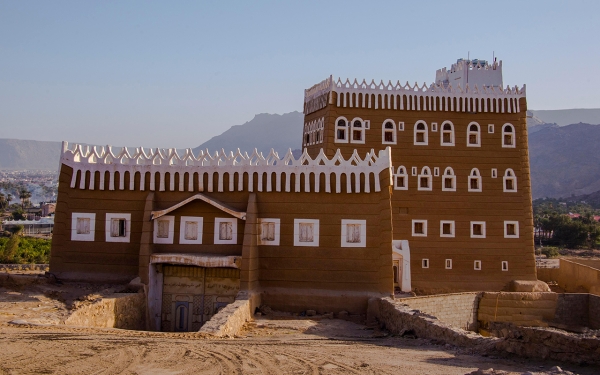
[[414, 121, 428, 145], [418, 167, 432, 191], [382, 120, 396, 144], [335, 117, 348, 143], [502, 124, 516, 148], [440, 121, 454, 146], [442, 167, 456, 191], [394, 166, 408, 190], [467, 122, 481, 147], [503, 168, 517, 192], [468, 168, 482, 192], [351, 118, 365, 144]]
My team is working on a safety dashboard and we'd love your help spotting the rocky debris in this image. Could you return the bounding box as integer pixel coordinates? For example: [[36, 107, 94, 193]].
[[507, 280, 551, 293], [258, 305, 272, 315], [465, 365, 577, 375], [306, 310, 316, 316], [337, 310, 349, 319]]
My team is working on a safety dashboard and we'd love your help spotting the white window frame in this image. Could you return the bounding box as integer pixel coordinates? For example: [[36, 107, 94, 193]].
[[422, 259, 429, 269], [433, 167, 440, 177], [442, 167, 456, 192], [440, 121, 455, 146], [334, 117, 349, 144], [491, 168, 498, 178], [488, 124, 495, 133], [502, 261, 509, 271], [431, 122, 438, 132], [350, 118, 366, 144], [502, 123, 516, 148], [394, 166, 408, 191], [467, 122, 481, 147], [445, 259, 453, 270], [71, 212, 95, 241], [214, 217, 238, 245], [258, 218, 280, 246], [470, 221, 486, 238], [179, 216, 203, 245], [341, 219, 366, 247], [413, 121, 428, 145], [504, 220, 520, 238], [153, 215, 175, 244], [503, 168, 517, 192], [474, 260, 482, 271], [417, 166, 432, 191], [294, 218, 319, 247], [440, 220, 455, 238], [468, 168, 482, 192], [412, 219, 427, 237], [398, 121, 405, 131], [105, 213, 131, 243], [411, 166, 417, 176], [381, 119, 397, 145]]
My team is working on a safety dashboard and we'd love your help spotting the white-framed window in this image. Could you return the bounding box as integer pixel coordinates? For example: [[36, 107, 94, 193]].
[[418, 167, 432, 191], [467, 122, 481, 147], [468, 168, 482, 192], [105, 213, 131, 243], [258, 218, 280, 246], [504, 221, 519, 238], [153, 215, 175, 244], [294, 219, 319, 247], [341, 219, 366, 247], [470, 221, 486, 238], [214, 217, 238, 244], [440, 121, 455, 146], [502, 261, 509, 271], [71, 213, 95, 241], [440, 220, 455, 238], [412, 220, 427, 237], [398, 121, 405, 131], [394, 166, 408, 190], [491, 168, 498, 178], [502, 124, 516, 148], [335, 117, 349, 143], [503, 169, 517, 192], [442, 167, 456, 192], [474, 260, 482, 270], [350, 118, 366, 144], [433, 167, 440, 177], [179, 216, 203, 245], [382, 120, 397, 144], [431, 122, 438, 132], [414, 121, 428, 145], [488, 124, 495, 133], [445, 259, 453, 270], [411, 166, 417, 176], [422, 259, 429, 269]]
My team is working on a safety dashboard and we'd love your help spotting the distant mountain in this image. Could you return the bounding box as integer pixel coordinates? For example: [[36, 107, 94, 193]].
[[193, 112, 304, 156], [0, 139, 62, 170], [529, 109, 600, 126]]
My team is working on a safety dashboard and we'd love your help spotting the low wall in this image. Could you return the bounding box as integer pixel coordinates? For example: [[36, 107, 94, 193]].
[[538, 259, 600, 295], [199, 292, 260, 337], [478, 292, 557, 327], [65, 292, 146, 330], [396, 292, 480, 331], [562, 258, 600, 270], [590, 294, 600, 329]]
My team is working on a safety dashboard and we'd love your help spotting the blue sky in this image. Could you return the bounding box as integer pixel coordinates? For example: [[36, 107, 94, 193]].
[[1, 1, 599, 148]]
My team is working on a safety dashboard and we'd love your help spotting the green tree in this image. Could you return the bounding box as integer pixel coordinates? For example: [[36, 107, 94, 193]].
[[18, 189, 32, 209]]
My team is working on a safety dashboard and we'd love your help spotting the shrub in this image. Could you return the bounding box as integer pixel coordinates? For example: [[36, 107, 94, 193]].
[[541, 246, 560, 258]]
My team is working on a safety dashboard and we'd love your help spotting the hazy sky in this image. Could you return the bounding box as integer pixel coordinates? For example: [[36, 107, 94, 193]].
[[1, 1, 599, 148]]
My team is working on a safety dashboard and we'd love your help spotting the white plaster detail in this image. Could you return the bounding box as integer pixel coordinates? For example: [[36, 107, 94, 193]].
[[153, 215, 175, 244], [105, 213, 131, 243], [445, 259, 453, 270], [488, 124, 495, 133], [258, 218, 280, 246], [422, 259, 429, 268], [502, 123, 516, 148], [431, 122, 438, 132], [502, 261, 509, 271], [71, 212, 95, 241], [442, 167, 456, 191], [412, 219, 427, 237], [433, 167, 439, 177], [398, 121, 404, 131], [179, 216, 203, 245], [503, 168, 517, 192], [411, 166, 417, 176], [468, 168, 482, 192], [394, 166, 408, 190], [467, 122, 481, 147], [440, 121, 455, 146], [392, 240, 411, 292], [414, 121, 428, 145], [350, 118, 366, 144], [470, 221, 486, 238], [294, 219, 319, 247], [474, 260, 482, 270], [341, 219, 366, 247], [417, 167, 432, 191], [504, 220, 520, 238], [303, 117, 325, 146], [334, 117, 349, 143], [214, 217, 238, 244], [491, 168, 498, 178], [381, 119, 397, 145], [440, 220, 455, 238]]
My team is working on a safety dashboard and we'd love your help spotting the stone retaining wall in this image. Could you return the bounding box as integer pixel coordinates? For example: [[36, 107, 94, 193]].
[[65, 292, 146, 330], [199, 292, 260, 337], [478, 292, 557, 327], [396, 292, 481, 331]]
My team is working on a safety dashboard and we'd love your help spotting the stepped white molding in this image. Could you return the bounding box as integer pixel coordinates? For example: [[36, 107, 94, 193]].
[[60, 142, 392, 194]]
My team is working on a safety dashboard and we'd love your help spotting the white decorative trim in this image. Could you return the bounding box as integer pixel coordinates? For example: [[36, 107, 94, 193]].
[[417, 167, 432, 191], [504, 221, 520, 238], [105, 213, 131, 243], [474, 260, 482, 270], [381, 119, 397, 145], [71, 213, 95, 241], [502, 261, 509, 271], [433, 167, 439, 177], [411, 167, 417, 176], [445, 259, 453, 270], [431, 122, 438, 132], [334, 116, 349, 143], [440, 121, 455, 146], [412, 219, 427, 237], [341, 219, 366, 247], [467, 122, 481, 147], [442, 167, 456, 192], [488, 124, 495, 133], [421, 259, 429, 269], [468, 168, 482, 192], [440, 220, 455, 238], [503, 168, 517, 192], [350, 118, 366, 144], [414, 121, 428, 145], [153, 215, 175, 244], [394, 166, 408, 190], [179, 216, 203, 245], [294, 219, 319, 247], [398, 122, 405, 131], [303, 117, 325, 147], [214, 217, 238, 244], [258, 218, 280, 246], [470, 221, 486, 238], [491, 168, 498, 178], [502, 123, 516, 148]]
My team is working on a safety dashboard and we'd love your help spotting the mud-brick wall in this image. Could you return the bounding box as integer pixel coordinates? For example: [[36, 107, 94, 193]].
[[478, 292, 557, 327], [397, 292, 481, 331], [590, 294, 600, 329], [65, 292, 146, 330], [537, 259, 600, 295]]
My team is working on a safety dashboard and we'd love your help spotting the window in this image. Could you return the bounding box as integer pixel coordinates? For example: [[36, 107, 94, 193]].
[[294, 219, 319, 247], [412, 220, 427, 237], [504, 221, 519, 238], [442, 167, 456, 192], [431, 122, 438, 132], [418, 167, 432, 191], [470, 221, 486, 238], [502, 261, 509, 271], [440, 220, 455, 238], [106, 213, 131, 243], [179, 216, 203, 244], [214, 218, 238, 244], [433, 167, 439, 177], [71, 213, 95, 241], [445, 259, 453, 269], [503, 169, 517, 192], [411, 166, 417, 176], [398, 122, 405, 131], [335, 118, 349, 143], [350, 119, 365, 144], [341, 219, 366, 247], [422, 259, 429, 269], [440, 121, 454, 146], [468, 168, 482, 192], [382, 120, 396, 144], [394, 166, 408, 190], [258, 218, 280, 245], [502, 124, 516, 148], [488, 124, 494, 133], [467, 122, 481, 147], [474, 260, 482, 270], [491, 168, 497, 178], [153, 215, 174, 244], [414, 121, 428, 145]]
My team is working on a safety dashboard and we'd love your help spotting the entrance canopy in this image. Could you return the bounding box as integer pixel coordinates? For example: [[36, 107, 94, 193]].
[[150, 193, 246, 221], [150, 253, 241, 269]]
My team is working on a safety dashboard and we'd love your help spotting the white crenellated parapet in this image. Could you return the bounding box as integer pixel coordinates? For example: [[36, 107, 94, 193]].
[[60, 142, 393, 195]]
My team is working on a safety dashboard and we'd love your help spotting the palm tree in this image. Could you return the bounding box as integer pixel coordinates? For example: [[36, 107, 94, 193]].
[[0, 193, 5, 210], [19, 189, 32, 209], [6, 193, 12, 207]]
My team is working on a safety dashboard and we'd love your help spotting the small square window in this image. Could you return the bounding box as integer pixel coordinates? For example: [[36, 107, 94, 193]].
[[294, 219, 319, 247], [219, 222, 233, 240], [258, 218, 280, 246], [341, 219, 366, 247], [440, 221, 455, 238], [432, 123, 438, 132], [433, 167, 439, 177], [488, 124, 494, 133], [111, 218, 126, 237], [445, 259, 452, 269], [471, 221, 486, 238], [179, 216, 203, 244], [106, 213, 131, 243], [474, 260, 482, 270], [398, 122, 404, 131], [504, 221, 519, 238], [502, 261, 509, 271], [214, 218, 238, 244], [71, 213, 95, 241], [492, 168, 497, 178], [412, 220, 427, 237], [156, 220, 170, 238], [76, 218, 91, 235], [411, 167, 417, 176], [153, 215, 174, 244], [184, 221, 198, 240], [422, 259, 429, 268]]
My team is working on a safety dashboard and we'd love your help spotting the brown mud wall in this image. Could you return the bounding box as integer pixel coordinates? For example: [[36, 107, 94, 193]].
[[65, 292, 146, 330], [396, 292, 480, 331], [538, 259, 600, 295]]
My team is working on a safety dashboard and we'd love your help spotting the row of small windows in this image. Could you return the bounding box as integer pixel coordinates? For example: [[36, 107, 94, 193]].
[[411, 220, 519, 238], [303, 118, 325, 147], [394, 166, 517, 192], [421, 259, 509, 271]]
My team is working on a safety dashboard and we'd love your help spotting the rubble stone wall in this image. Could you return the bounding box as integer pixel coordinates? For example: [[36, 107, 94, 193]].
[[397, 292, 481, 331], [553, 294, 589, 327], [65, 292, 146, 330], [199, 292, 260, 337], [478, 292, 557, 326]]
